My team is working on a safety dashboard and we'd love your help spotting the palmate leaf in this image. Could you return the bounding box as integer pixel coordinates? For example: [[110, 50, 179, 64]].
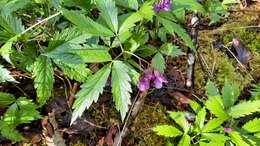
[[229, 131, 250, 146], [222, 79, 240, 109], [172, 0, 205, 14], [96, 0, 118, 33], [178, 134, 190, 146], [63, 9, 114, 37], [75, 44, 112, 63], [44, 28, 90, 64], [0, 120, 23, 142], [116, 0, 138, 10], [205, 95, 229, 120], [32, 56, 54, 105], [195, 107, 206, 130], [0, 65, 18, 83], [71, 64, 111, 125], [153, 125, 183, 137], [242, 118, 260, 133], [168, 112, 190, 133], [228, 100, 260, 118], [160, 43, 185, 58], [0, 0, 30, 14], [55, 60, 91, 82], [119, 2, 154, 34], [202, 118, 224, 132], [112, 61, 132, 120], [0, 92, 15, 106], [151, 52, 166, 73], [201, 133, 229, 142], [158, 17, 196, 52]]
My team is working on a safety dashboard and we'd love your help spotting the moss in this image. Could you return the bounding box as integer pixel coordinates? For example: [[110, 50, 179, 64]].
[[194, 6, 259, 93], [127, 103, 169, 146]]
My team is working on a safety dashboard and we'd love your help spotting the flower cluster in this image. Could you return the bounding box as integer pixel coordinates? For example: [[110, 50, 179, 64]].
[[224, 127, 233, 132], [138, 69, 168, 92], [153, 0, 173, 13]]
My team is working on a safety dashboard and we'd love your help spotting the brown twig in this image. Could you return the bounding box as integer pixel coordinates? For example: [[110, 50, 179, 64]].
[[68, 82, 78, 108]]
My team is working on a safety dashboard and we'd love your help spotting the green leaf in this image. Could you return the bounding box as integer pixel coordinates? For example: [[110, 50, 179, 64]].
[[112, 61, 132, 120], [0, 120, 23, 142], [202, 118, 224, 132], [75, 45, 112, 63], [32, 56, 54, 105], [206, 95, 229, 120], [222, 79, 240, 109], [206, 80, 219, 96], [15, 97, 42, 124], [242, 118, 260, 133], [119, 2, 154, 34], [151, 52, 166, 73], [44, 28, 90, 64], [199, 141, 225, 146], [116, 0, 138, 9], [159, 17, 196, 52], [55, 60, 91, 82], [168, 112, 190, 133], [0, 0, 30, 14], [153, 125, 183, 137], [160, 43, 185, 57], [71, 64, 111, 125], [96, 0, 118, 33], [195, 107, 206, 130], [222, 0, 240, 4], [178, 134, 190, 146], [0, 65, 18, 83], [189, 100, 201, 113], [0, 92, 15, 106], [228, 100, 260, 118], [172, 0, 205, 13], [202, 133, 229, 142], [229, 131, 250, 146], [0, 36, 18, 63], [63, 9, 114, 36]]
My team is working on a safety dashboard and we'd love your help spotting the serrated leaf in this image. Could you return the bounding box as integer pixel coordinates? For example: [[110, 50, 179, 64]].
[[222, 80, 240, 109], [112, 61, 132, 120], [206, 80, 219, 96], [172, 0, 205, 13], [0, 92, 15, 106], [71, 64, 111, 125], [63, 9, 114, 37], [202, 118, 224, 132], [199, 141, 225, 146], [32, 56, 54, 105], [0, 36, 18, 63], [119, 2, 153, 34], [202, 133, 229, 142], [153, 125, 183, 137], [228, 100, 260, 118], [206, 95, 229, 120], [151, 52, 166, 73], [242, 118, 260, 133], [15, 97, 42, 124], [159, 17, 196, 52], [178, 134, 190, 146], [116, 0, 138, 10], [160, 43, 185, 57], [0, 120, 23, 142], [1, 0, 30, 14], [189, 100, 201, 113], [0, 65, 18, 83], [168, 112, 190, 133], [75, 45, 112, 63], [55, 60, 91, 82], [229, 132, 250, 146], [44, 28, 90, 64], [96, 0, 118, 33], [195, 107, 206, 130]]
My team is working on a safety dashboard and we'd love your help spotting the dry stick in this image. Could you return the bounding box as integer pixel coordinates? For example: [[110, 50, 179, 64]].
[[68, 82, 78, 108], [114, 91, 141, 146]]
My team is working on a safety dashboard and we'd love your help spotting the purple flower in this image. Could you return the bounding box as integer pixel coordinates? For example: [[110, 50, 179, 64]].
[[138, 78, 150, 91], [144, 69, 154, 80], [154, 0, 173, 13], [224, 127, 233, 132], [35, 18, 43, 24], [153, 70, 168, 89]]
